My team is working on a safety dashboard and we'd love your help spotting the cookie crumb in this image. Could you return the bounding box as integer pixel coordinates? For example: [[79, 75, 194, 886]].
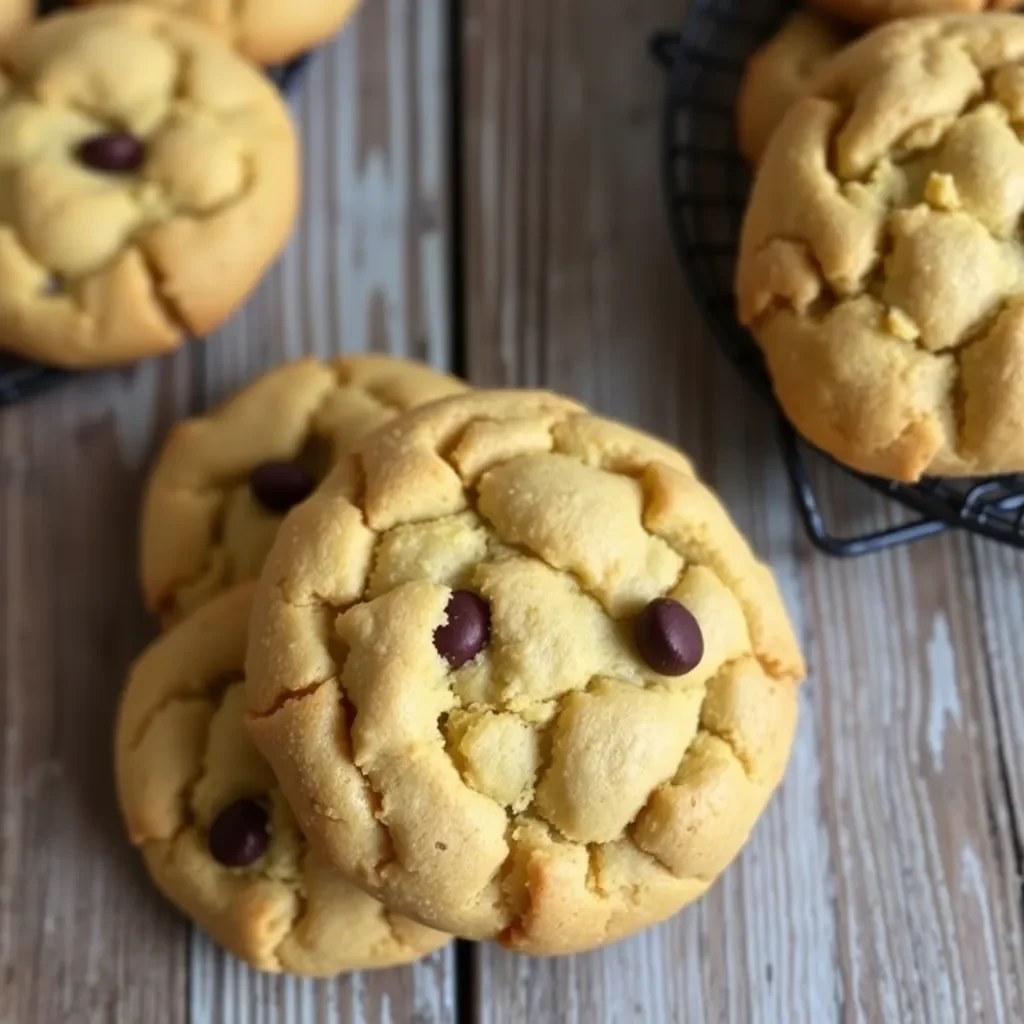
[[885, 307, 920, 342], [924, 172, 961, 212]]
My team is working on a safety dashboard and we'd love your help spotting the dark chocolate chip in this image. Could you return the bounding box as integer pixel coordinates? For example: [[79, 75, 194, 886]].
[[249, 460, 315, 514], [434, 590, 490, 669], [208, 798, 270, 867], [634, 597, 703, 676], [76, 131, 146, 173]]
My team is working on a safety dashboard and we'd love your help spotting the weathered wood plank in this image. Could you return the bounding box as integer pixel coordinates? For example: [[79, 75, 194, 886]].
[[188, 934, 455, 1024], [802, 464, 1024, 1024], [967, 536, 1024, 1019], [0, 2, 456, 1022], [1, 372, 189, 1024], [459, 1, 1023, 1021]]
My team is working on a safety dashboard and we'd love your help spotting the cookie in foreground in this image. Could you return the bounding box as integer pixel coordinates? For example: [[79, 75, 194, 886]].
[[115, 583, 450, 975], [738, 14, 1024, 481], [244, 389, 805, 955], [72, 0, 361, 65], [140, 355, 467, 625], [0, 8, 298, 368]]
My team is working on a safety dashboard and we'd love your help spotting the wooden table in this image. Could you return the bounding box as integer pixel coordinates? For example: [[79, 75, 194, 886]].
[[3, 2, 1023, 1021]]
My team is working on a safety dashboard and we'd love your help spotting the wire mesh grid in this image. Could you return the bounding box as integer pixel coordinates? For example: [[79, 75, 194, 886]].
[[0, 1, 310, 408], [652, 2, 1024, 555]]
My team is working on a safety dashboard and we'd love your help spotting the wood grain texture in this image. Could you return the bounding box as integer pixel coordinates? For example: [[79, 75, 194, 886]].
[[1, 373, 188, 1024], [0, 2, 455, 1022], [803, 467, 1023, 1024], [188, 934, 455, 1024], [459, 1, 1023, 1021]]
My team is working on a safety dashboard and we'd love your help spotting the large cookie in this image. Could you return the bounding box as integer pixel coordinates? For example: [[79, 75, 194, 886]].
[[737, 11, 851, 163], [116, 583, 450, 975], [244, 390, 804, 955], [73, 0, 360, 65], [808, 0, 1016, 29], [0, 8, 298, 368], [738, 14, 1024, 481], [141, 355, 466, 625]]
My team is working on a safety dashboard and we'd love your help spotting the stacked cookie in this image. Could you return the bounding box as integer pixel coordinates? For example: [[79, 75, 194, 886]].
[[0, 2, 357, 369], [117, 355, 805, 971], [118, 356, 466, 973], [736, 10, 1024, 482]]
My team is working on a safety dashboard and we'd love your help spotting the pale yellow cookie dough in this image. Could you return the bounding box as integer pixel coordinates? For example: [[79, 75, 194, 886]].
[[737, 11, 851, 163], [244, 390, 804, 955], [73, 0, 361, 65], [140, 355, 467, 625], [0, 8, 298, 368], [738, 14, 1024, 481], [116, 583, 450, 975]]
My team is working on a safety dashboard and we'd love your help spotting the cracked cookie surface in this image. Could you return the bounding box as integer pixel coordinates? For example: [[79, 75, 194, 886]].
[[737, 11, 851, 164], [244, 390, 805, 955], [0, 8, 298, 368], [141, 355, 467, 625], [116, 583, 450, 975], [73, 0, 360, 65], [738, 14, 1024, 481]]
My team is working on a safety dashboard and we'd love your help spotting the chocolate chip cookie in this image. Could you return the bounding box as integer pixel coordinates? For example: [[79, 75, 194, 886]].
[[738, 14, 1024, 481], [116, 583, 450, 975], [244, 390, 805, 955], [737, 11, 851, 163], [141, 355, 466, 625], [73, 0, 360, 65], [0, 8, 298, 368]]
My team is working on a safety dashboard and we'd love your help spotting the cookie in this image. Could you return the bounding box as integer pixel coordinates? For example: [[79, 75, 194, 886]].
[[244, 390, 805, 955], [0, 8, 298, 368], [0, 0, 31, 47], [116, 583, 450, 975], [737, 11, 850, 164], [738, 14, 1024, 481], [141, 355, 467, 625], [72, 0, 360, 65], [808, 0, 1016, 29]]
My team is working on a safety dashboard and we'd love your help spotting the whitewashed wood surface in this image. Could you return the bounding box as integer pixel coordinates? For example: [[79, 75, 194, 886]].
[[2, 0, 1023, 1022]]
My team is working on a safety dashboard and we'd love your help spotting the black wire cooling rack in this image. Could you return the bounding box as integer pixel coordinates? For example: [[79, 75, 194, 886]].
[[651, 4, 1024, 555], [0, 1, 310, 408]]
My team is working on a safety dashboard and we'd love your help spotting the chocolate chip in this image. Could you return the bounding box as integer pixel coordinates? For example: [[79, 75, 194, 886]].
[[249, 460, 315, 514], [76, 131, 146, 173], [434, 590, 490, 668], [208, 799, 270, 867], [634, 597, 703, 676]]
